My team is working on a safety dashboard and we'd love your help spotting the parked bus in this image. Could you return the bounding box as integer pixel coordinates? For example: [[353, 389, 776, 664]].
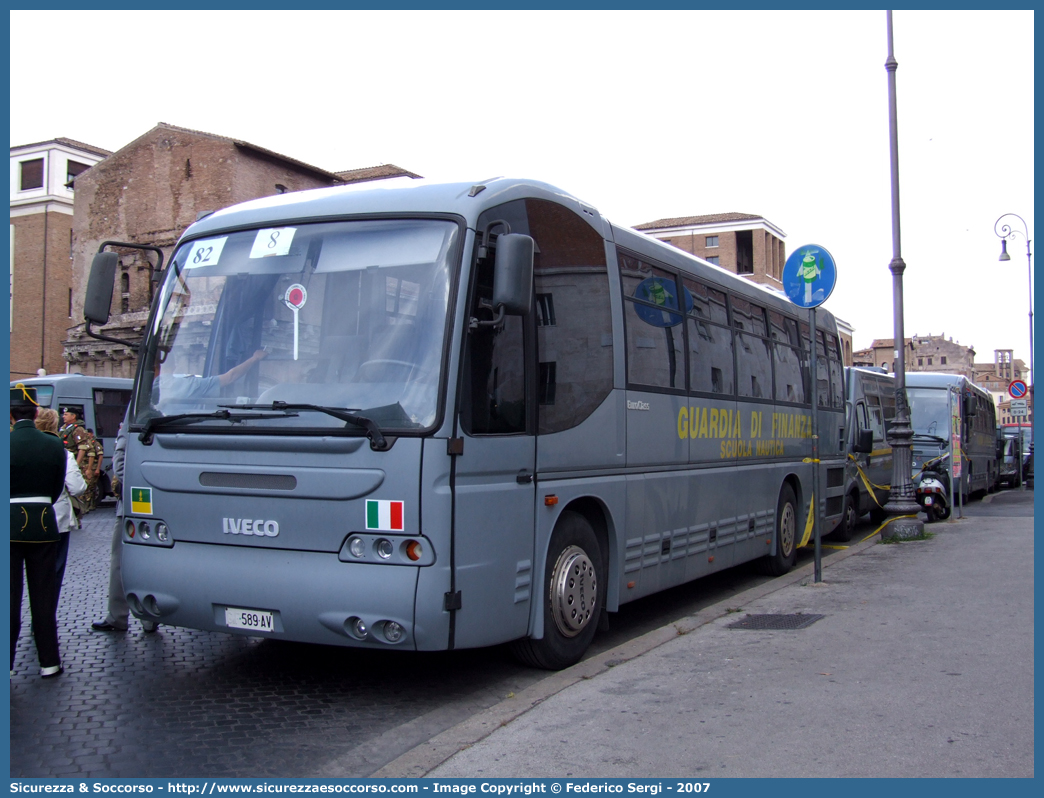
[[85, 178, 847, 669], [831, 367, 895, 540], [998, 423, 1033, 487], [906, 372, 997, 499], [8, 374, 133, 473]]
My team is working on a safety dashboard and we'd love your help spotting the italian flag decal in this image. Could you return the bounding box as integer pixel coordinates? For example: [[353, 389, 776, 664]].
[[366, 500, 404, 531], [131, 487, 153, 515]]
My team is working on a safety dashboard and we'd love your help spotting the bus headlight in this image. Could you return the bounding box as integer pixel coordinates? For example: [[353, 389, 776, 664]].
[[348, 536, 366, 559], [139, 522, 151, 541], [156, 523, 169, 543], [376, 538, 394, 559], [383, 621, 404, 643]]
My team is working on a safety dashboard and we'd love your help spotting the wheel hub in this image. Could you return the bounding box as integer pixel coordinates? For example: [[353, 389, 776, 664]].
[[549, 545, 597, 638], [779, 503, 796, 556]]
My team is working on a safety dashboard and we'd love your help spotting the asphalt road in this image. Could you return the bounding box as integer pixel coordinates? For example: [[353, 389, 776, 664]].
[[9, 489, 1023, 778]]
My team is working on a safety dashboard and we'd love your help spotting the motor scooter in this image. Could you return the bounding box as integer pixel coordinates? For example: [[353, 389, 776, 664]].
[[915, 453, 951, 522]]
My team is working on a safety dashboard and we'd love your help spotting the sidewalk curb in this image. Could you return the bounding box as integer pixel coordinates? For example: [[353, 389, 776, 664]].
[[373, 531, 883, 778]]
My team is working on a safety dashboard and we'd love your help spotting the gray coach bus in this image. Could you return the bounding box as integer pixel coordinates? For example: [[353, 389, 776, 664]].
[[88, 178, 846, 669], [906, 372, 997, 499]]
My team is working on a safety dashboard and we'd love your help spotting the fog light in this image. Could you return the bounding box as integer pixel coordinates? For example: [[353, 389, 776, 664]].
[[405, 540, 423, 561], [348, 536, 365, 558], [350, 617, 368, 638], [376, 538, 393, 559], [139, 522, 151, 540], [383, 621, 404, 643], [156, 523, 169, 542], [125, 520, 136, 539]]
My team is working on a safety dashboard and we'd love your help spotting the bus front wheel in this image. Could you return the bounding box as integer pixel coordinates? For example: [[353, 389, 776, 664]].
[[762, 483, 798, 576], [511, 511, 604, 671]]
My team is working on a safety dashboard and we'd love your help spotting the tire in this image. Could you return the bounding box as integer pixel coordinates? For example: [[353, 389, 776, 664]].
[[511, 511, 604, 671], [761, 483, 798, 576], [831, 492, 858, 542], [935, 502, 951, 521]]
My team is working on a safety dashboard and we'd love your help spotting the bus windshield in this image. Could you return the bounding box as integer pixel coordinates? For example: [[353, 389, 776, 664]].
[[133, 218, 458, 434], [907, 387, 951, 437]]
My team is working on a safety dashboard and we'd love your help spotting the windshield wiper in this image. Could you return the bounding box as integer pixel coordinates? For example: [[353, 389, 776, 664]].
[[138, 409, 298, 444], [912, 432, 948, 444], [231, 402, 390, 451]]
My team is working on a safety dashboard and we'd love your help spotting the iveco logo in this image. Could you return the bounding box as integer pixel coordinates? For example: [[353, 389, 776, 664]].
[[627, 400, 651, 411], [223, 518, 279, 537]]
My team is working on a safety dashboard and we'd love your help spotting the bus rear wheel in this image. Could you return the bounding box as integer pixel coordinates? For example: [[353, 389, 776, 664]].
[[831, 492, 858, 542], [511, 511, 604, 671], [762, 483, 798, 576]]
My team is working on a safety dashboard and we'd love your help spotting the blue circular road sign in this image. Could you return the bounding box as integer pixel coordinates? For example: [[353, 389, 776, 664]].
[[1009, 379, 1028, 398], [783, 244, 837, 309]]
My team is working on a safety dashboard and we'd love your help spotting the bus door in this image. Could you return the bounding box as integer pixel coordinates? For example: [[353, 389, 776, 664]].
[[451, 286, 536, 650]]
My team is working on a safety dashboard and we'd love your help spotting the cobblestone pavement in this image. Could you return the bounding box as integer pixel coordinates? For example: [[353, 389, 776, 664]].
[[9, 507, 549, 778]]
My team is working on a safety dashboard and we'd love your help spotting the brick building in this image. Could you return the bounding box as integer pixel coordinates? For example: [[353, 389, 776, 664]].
[[10, 138, 110, 379], [65, 123, 419, 377], [634, 212, 787, 291]]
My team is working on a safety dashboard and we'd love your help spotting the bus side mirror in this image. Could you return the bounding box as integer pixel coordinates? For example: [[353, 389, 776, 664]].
[[492, 233, 534, 317], [84, 251, 118, 325], [964, 395, 978, 416], [853, 428, 874, 454]]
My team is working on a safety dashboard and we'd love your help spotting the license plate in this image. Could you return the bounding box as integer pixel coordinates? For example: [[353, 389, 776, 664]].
[[225, 607, 274, 632], [923, 496, 933, 506]]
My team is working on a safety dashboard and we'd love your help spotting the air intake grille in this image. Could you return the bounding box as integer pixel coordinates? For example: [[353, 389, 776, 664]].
[[198, 473, 297, 491], [727, 613, 825, 630]]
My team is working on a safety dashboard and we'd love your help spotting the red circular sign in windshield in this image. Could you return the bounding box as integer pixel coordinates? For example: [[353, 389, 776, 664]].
[[284, 284, 307, 310]]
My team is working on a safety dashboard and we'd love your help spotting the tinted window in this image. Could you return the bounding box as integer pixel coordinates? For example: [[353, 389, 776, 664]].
[[682, 277, 733, 395], [621, 254, 685, 391]]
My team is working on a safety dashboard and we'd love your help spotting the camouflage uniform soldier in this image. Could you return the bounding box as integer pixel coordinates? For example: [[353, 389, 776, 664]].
[[60, 408, 92, 515], [83, 430, 104, 511]]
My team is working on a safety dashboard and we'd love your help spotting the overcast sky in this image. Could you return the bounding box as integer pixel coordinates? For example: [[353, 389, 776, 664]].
[[10, 9, 1035, 375]]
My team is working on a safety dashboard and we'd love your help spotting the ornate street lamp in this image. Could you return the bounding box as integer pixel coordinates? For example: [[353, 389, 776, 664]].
[[995, 213, 1033, 416], [881, 11, 924, 537]]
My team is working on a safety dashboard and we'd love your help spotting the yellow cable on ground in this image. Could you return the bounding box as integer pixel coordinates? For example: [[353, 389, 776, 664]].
[[864, 514, 918, 542]]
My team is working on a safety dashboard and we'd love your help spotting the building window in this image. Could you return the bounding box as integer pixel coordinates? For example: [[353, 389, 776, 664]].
[[68, 289, 73, 318], [941, 356, 947, 365], [275, 184, 288, 194], [20, 159, 44, 190], [66, 160, 90, 185], [927, 357, 933, 366], [121, 272, 130, 314], [535, 293, 556, 327], [706, 256, 720, 266], [706, 236, 719, 248], [918, 358, 923, 366]]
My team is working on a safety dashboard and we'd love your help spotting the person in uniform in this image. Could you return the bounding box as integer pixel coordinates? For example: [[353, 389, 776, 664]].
[[82, 428, 103, 511], [11, 385, 68, 678], [60, 407, 92, 515]]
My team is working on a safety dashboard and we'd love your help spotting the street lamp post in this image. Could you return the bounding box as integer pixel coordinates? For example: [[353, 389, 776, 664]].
[[881, 11, 924, 537], [995, 213, 1033, 419]]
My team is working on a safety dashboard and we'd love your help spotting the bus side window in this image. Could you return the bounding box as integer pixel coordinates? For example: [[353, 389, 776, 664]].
[[682, 277, 734, 395], [621, 256, 686, 392], [525, 199, 613, 434]]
